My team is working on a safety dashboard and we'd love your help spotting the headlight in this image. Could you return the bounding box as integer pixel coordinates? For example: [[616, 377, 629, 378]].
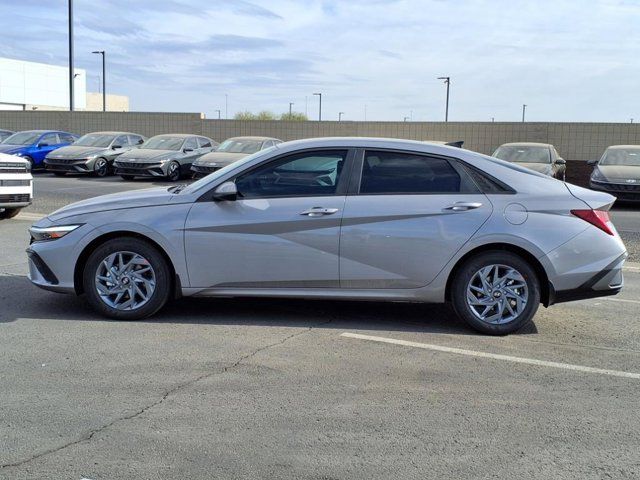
[[14, 152, 23, 157], [591, 168, 606, 182], [29, 224, 82, 242]]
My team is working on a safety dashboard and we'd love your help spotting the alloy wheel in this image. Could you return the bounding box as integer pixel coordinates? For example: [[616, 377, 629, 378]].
[[167, 162, 180, 182], [466, 264, 528, 324], [94, 251, 156, 310], [95, 158, 108, 177]]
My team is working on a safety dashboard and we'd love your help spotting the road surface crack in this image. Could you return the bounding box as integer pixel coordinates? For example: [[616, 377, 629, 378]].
[[0, 319, 332, 471]]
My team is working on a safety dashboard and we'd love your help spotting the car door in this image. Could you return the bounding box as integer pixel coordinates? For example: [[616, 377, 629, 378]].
[[109, 135, 130, 160], [33, 133, 60, 163], [183, 149, 353, 288], [339, 149, 492, 289], [179, 137, 201, 167]]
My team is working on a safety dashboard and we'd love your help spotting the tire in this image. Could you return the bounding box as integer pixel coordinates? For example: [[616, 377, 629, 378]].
[[93, 157, 109, 177], [82, 237, 172, 320], [167, 161, 181, 182], [120, 175, 135, 181], [451, 251, 540, 335], [0, 207, 21, 219], [23, 156, 34, 170], [53, 172, 66, 177]]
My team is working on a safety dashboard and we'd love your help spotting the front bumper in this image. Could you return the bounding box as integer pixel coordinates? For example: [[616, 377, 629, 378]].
[[0, 178, 33, 208], [44, 158, 94, 174], [590, 180, 640, 202], [114, 162, 168, 178]]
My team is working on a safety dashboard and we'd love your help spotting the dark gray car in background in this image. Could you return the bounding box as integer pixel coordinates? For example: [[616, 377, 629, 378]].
[[191, 136, 281, 178], [0, 129, 14, 142], [493, 142, 567, 180], [589, 145, 640, 202], [114, 134, 216, 182], [44, 131, 145, 177]]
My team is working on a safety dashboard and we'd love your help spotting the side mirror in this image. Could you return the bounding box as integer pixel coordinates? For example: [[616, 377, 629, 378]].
[[587, 159, 598, 166], [183, 147, 194, 153], [555, 158, 566, 165], [112, 144, 122, 150], [212, 181, 238, 201]]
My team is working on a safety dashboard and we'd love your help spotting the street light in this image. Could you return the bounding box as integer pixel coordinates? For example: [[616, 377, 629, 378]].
[[215, 109, 221, 119], [338, 112, 344, 121], [437, 76, 450, 122], [289, 102, 294, 116], [225, 93, 228, 119], [313, 93, 322, 121], [68, 0, 74, 111], [403, 116, 410, 122], [91, 50, 105, 112], [522, 104, 527, 123]]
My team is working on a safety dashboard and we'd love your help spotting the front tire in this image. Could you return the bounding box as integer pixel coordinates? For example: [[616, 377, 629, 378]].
[[0, 207, 21, 219], [82, 238, 172, 320], [167, 161, 181, 182], [451, 251, 540, 335], [93, 157, 110, 177]]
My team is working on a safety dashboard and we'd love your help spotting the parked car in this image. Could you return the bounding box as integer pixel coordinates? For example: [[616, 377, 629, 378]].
[[589, 145, 640, 202], [0, 129, 14, 142], [492, 142, 566, 180], [0, 152, 32, 219], [0, 130, 78, 169], [191, 136, 280, 178], [27, 138, 626, 335], [114, 134, 215, 182], [44, 131, 146, 177]]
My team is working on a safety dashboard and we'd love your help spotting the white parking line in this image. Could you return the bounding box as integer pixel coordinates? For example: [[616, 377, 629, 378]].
[[15, 212, 45, 221], [603, 297, 640, 305], [340, 332, 640, 380]]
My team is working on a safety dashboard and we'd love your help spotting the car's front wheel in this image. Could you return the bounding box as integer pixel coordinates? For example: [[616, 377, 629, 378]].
[[82, 238, 172, 320], [451, 251, 540, 335], [167, 161, 181, 182], [94, 157, 109, 177]]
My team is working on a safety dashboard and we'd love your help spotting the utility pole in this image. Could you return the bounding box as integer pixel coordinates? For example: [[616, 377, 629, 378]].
[[68, 0, 74, 111], [313, 93, 322, 121], [92, 50, 105, 111], [215, 109, 221, 119], [522, 104, 527, 123], [338, 112, 344, 121], [437, 76, 450, 122], [403, 116, 410, 122], [225, 94, 228, 119], [289, 102, 294, 116]]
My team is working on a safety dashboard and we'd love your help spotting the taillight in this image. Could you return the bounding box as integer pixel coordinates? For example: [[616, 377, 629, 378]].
[[571, 209, 615, 236]]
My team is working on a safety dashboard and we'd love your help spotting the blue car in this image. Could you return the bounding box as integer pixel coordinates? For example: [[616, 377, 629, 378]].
[[0, 130, 78, 168]]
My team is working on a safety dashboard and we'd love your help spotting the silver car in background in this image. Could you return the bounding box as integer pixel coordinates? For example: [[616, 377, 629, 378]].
[[191, 136, 281, 178], [44, 131, 145, 177], [27, 137, 626, 335], [589, 145, 640, 202], [114, 134, 216, 182], [0, 129, 14, 142], [493, 142, 567, 180]]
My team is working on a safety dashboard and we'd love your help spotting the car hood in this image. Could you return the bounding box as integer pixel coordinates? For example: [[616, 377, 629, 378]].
[[117, 149, 178, 162], [512, 162, 552, 174], [47, 187, 177, 222], [0, 144, 25, 154], [598, 165, 640, 181], [46, 145, 109, 159], [194, 152, 247, 166]]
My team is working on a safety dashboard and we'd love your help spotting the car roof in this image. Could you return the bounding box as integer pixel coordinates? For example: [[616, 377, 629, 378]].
[[497, 142, 553, 148], [226, 136, 281, 142], [605, 145, 640, 149], [14, 129, 75, 135], [149, 133, 197, 139], [83, 131, 143, 136], [275, 136, 467, 150]]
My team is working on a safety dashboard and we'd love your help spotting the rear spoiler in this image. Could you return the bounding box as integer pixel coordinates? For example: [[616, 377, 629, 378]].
[[445, 141, 464, 148]]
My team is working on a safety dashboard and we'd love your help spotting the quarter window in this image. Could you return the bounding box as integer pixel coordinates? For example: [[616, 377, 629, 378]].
[[236, 150, 348, 199], [183, 138, 198, 151], [39, 133, 59, 146], [129, 135, 144, 145], [113, 135, 129, 147], [59, 133, 76, 143], [198, 137, 212, 148], [359, 150, 476, 194]]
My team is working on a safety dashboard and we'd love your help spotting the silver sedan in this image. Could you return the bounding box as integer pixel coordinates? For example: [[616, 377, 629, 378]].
[[27, 138, 626, 334]]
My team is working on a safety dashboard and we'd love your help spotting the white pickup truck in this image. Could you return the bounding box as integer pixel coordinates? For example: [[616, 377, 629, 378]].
[[0, 152, 33, 219]]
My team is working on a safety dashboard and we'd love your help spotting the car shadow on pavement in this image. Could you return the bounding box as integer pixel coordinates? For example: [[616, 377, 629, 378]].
[[0, 274, 538, 335]]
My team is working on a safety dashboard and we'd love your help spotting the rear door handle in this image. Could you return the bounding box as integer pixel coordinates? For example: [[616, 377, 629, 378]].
[[300, 207, 340, 217], [443, 202, 483, 212]]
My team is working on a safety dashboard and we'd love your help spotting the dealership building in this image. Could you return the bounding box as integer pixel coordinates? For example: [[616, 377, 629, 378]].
[[0, 57, 128, 112]]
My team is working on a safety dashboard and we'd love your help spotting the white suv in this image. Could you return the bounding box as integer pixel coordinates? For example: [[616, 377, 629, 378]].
[[0, 152, 33, 219]]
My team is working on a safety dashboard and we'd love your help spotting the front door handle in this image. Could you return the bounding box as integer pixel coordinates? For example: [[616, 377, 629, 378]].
[[443, 202, 483, 212], [300, 207, 340, 217]]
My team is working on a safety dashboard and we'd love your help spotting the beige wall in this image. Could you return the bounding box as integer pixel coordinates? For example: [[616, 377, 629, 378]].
[[85, 92, 130, 112], [0, 111, 638, 162]]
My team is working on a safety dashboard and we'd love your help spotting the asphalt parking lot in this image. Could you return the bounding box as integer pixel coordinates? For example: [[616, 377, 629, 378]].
[[1, 173, 640, 479]]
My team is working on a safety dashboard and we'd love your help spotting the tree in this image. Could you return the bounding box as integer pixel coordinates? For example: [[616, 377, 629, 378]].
[[234, 111, 257, 120], [256, 110, 277, 120], [280, 112, 308, 121]]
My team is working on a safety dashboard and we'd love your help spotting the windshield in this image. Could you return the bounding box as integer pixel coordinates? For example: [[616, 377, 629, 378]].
[[142, 136, 185, 151], [74, 134, 116, 147], [180, 146, 277, 195], [2, 131, 41, 145], [493, 145, 551, 164], [599, 148, 640, 166], [218, 139, 263, 154]]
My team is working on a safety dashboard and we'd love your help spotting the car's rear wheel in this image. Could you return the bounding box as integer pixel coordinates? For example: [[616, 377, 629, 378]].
[[0, 207, 21, 219], [451, 251, 540, 335], [82, 238, 172, 320], [167, 161, 181, 182], [94, 157, 109, 177]]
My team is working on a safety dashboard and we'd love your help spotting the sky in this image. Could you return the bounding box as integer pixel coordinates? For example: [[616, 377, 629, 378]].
[[0, 0, 638, 122]]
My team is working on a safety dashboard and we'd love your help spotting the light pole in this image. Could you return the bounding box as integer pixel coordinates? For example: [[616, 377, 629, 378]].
[[289, 102, 294, 116], [437, 76, 450, 122], [68, 0, 74, 111], [491, 117, 495, 122], [403, 116, 410, 122], [92, 50, 105, 111], [225, 94, 228, 119], [338, 112, 344, 121], [313, 92, 322, 121], [215, 109, 221, 119], [522, 104, 527, 123]]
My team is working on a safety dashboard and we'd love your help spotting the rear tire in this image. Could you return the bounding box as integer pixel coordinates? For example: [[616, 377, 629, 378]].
[[451, 251, 540, 335], [0, 207, 21, 219], [82, 237, 172, 320]]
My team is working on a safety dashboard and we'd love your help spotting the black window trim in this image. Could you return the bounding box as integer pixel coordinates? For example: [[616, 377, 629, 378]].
[[348, 147, 489, 196], [198, 147, 357, 202]]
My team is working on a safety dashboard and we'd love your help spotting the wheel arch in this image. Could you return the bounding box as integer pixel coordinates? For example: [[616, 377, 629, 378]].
[[73, 230, 181, 297], [444, 242, 551, 306]]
